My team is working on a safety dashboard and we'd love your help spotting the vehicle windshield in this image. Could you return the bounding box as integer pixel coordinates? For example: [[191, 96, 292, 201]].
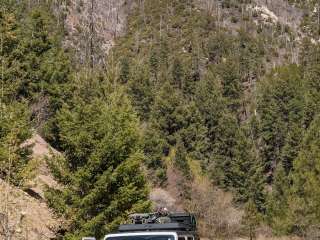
[[106, 235, 175, 240]]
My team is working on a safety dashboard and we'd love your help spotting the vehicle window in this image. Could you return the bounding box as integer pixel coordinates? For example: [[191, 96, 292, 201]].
[[178, 237, 186, 240], [107, 235, 175, 240], [187, 237, 193, 240]]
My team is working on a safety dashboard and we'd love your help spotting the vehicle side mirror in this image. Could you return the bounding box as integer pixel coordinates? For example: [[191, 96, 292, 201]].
[[82, 237, 96, 240]]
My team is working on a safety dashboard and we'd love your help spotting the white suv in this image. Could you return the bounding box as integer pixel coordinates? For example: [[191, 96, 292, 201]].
[[103, 231, 178, 240]]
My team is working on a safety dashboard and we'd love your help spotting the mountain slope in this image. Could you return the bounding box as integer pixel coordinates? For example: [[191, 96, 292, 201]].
[[1, 0, 320, 239]]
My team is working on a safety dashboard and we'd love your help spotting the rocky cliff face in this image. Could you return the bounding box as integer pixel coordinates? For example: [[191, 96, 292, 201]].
[[64, 0, 134, 66]]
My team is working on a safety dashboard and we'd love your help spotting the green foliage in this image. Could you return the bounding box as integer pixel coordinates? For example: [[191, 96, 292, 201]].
[[290, 114, 320, 233], [150, 81, 182, 143], [0, 102, 32, 185], [242, 199, 262, 240], [230, 127, 266, 208], [149, 81, 208, 174], [212, 113, 265, 208], [0, 0, 72, 147], [47, 89, 151, 239], [171, 57, 183, 89], [302, 43, 320, 125], [266, 165, 293, 235], [1, 3, 70, 101], [257, 65, 305, 177], [207, 32, 233, 64], [119, 57, 130, 84], [215, 60, 243, 113], [127, 64, 154, 120], [256, 61, 320, 234], [3, 0, 320, 237]]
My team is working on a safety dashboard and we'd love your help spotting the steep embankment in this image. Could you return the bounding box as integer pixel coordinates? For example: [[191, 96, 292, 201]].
[[0, 179, 59, 240], [0, 134, 61, 240]]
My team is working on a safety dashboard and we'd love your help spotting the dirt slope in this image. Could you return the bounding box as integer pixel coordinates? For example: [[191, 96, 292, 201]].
[[23, 134, 61, 199], [0, 133, 62, 240], [0, 179, 60, 240]]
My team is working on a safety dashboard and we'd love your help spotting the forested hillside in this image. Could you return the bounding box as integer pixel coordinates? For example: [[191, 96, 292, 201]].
[[1, 0, 320, 240]]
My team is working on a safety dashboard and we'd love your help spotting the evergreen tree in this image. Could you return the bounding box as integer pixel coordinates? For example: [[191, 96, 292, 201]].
[[211, 112, 240, 187], [174, 135, 189, 176], [195, 71, 226, 147], [207, 32, 233, 64], [0, 102, 32, 185], [215, 60, 243, 114], [150, 81, 184, 144], [242, 199, 262, 240], [149, 48, 159, 81], [266, 165, 293, 235], [1, 2, 71, 130], [303, 44, 320, 126], [184, 52, 200, 95], [177, 101, 208, 161], [150, 81, 207, 157], [171, 57, 183, 89], [119, 57, 130, 84], [280, 124, 304, 174], [230, 127, 265, 209], [0, 6, 22, 99], [290, 114, 320, 233], [237, 29, 264, 83], [127, 64, 154, 119], [47, 89, 150, 239], [143, 127, 167, 172], [257, 65, 305, 178], [159, 37, 169, 69]]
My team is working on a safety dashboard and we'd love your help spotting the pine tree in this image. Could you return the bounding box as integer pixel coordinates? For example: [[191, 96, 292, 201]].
[[150, 81, 183, 144], [184, 52, 200, 95], [257, 65, 305, 178], [159, 37, 169, 69], [119, 57, 130, 84], [303, 44, 320, 126], [47, 89, 151, 239], [230, 126, 265, 209], [174, 135, 189, 176], [211, 112, 240, 188], [127, 64, 154, 119], [150, 81, 207, 157], [0, 6, 22, 99], [207, 32, 233, 64], [177, 101, 208, 162], [290, 114, 320, 233], [195, 71, 226, 146], [143, 126, 167, 172], [215, 60, 243, 114], [280, 123, 303, 174], [242, 199, 262, 240], [0, 102, 32, 185], [237, 29, 264, 83], [149, 48, 159, 81], [266, 165, 293, 235], [0, 2, 71, 129], [171, 57, 183, 89]]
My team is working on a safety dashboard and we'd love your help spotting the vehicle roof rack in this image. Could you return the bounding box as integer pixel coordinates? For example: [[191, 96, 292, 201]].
[[118, 223, 194, 232], [118, 210, 197, 233]]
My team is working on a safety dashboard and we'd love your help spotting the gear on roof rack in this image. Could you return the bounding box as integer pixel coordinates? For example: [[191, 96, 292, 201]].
[[119, 210, 197, 234]]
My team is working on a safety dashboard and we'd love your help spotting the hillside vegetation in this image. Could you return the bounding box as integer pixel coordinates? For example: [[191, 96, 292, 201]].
[[1, 0, 320, 240]]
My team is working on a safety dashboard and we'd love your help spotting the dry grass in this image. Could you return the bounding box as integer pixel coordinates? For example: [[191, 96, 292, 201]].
[[187, 159, 244, 239]]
